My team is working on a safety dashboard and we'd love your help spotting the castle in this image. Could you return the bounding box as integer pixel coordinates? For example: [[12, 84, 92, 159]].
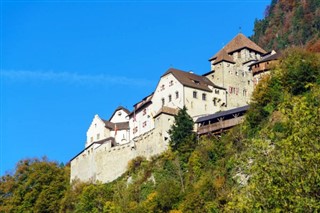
[[70, 33, 278, 183]]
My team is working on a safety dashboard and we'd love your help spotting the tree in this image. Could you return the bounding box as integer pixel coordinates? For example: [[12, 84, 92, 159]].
[[168, 106, 195, 153], [0, 157, 69, 213]]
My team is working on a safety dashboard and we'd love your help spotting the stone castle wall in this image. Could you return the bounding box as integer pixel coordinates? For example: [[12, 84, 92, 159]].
[[71, 126, 169, 183]]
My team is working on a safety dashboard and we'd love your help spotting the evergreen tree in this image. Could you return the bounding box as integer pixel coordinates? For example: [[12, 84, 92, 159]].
[[168, 106, 195, 152]]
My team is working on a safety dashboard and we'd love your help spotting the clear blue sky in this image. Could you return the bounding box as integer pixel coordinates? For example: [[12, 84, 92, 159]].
[[0, 0, 269, 175]]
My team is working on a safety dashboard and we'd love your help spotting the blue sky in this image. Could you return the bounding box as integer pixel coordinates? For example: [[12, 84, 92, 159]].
[[0, 0, 269, 175]]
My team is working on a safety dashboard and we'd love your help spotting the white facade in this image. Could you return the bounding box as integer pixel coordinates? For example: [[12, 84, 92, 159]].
[[86, 115, 111, 148], [109, 107, 129, 123]]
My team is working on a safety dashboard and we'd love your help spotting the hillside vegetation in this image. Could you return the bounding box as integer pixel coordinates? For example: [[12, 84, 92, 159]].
[[1, 48, 319, 212], [251, 0, 320, 52]]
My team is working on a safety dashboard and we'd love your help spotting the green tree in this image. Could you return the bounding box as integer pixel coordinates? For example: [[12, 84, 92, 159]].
[[168, 106, 195, 153]]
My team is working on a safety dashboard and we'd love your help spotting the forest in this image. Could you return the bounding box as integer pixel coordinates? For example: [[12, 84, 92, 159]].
[[1, 0, 320, 212], [251, 0, 320, 52]]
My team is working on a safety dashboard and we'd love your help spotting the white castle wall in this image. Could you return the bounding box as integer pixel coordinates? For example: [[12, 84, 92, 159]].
[[70, 113, 174, 183]]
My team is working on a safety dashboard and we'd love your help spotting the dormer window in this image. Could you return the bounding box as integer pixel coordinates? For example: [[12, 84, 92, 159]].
[[193, 80, 200, 85]]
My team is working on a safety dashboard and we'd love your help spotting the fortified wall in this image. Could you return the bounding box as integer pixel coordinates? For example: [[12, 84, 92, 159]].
[[71, 112, 172, 183]]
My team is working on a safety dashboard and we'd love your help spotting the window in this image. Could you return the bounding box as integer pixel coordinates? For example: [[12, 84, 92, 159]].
[[193, 80, 200, 85], [215, 89, 220, 94], [169, 80, 173, 86], [235, 71, 238, 76], [193, 91, 197, 99], [133, 127, 138, 134], [161, 98, 165, 106], [175, 91, 179, 99], [229, 87, 238, 94], [142, 121, 147, 128], [248, 80, 251, 85], [168, 95, 172, 102], [143, 108, 147, 115], [202, 93, 207, 101], [243, 89, 247, 96], [118, 111, 122, 116], [161, 84, 165, 91]]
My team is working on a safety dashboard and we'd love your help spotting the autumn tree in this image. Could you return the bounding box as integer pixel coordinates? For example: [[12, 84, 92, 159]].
[[0, 157, 69, 213]]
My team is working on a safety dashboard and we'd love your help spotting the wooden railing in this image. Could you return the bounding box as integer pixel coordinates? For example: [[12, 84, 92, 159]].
[[197, 116, 244, 135]]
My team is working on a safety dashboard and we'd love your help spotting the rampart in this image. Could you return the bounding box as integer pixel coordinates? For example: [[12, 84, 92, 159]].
[[70, 128, 168, 183]]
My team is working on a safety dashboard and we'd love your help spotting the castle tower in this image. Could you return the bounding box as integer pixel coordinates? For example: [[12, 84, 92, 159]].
[[204, 33, 266, 108]]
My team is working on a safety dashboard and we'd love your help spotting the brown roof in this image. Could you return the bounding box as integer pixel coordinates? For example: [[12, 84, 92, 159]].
[[212, 48, 235, 65], [108, 106, 130, 121], [128, 93, 154, 116], [209, 33, 266, 61], [162, 68, 217, 92], [102, 119, 129, 130], [250, 51, 281, 67], [154, 106, 179, 118]]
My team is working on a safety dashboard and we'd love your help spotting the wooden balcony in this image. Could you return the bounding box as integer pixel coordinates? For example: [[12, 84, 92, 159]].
[[197, 116, 244, 135]]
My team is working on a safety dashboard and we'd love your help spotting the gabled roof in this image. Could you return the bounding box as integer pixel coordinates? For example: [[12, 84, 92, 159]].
[[129, 93, 154, 116], [101, 119, 129, 130], [212, 48, 235, 65], [162, 68, 219, 92], [209, 33, 266, 61], [153, 106, 179, 118], [108, 106, 130, 121]]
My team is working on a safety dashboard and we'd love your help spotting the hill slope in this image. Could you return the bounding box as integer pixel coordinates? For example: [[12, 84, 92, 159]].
[[251, 0, 320, 51]]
